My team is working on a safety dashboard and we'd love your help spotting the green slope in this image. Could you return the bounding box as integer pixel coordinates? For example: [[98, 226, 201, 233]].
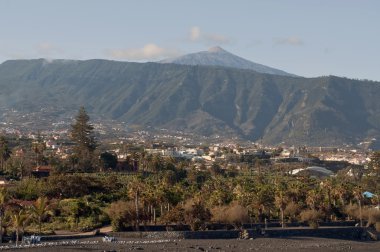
[[0, 59, 379, 146]]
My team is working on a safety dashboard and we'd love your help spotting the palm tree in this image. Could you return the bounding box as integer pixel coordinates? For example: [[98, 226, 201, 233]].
[[306, 187, 323, 210], [251, 184, 275, 222], [274, 178, 289, 228], [30, 197, 50, 234], [128, 176, 145, 231], [11, 209, 28, 246], [353, 186, 363, 227]]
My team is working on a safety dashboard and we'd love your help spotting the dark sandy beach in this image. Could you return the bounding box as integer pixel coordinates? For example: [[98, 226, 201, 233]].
[[3, 237, 380, 252]]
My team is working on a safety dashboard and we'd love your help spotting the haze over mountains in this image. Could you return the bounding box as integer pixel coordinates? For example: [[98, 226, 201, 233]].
[[0, 48, 379, 147]]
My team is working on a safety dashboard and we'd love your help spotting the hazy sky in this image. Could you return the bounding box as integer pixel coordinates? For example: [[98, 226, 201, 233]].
[[0, 0, 379, 80]]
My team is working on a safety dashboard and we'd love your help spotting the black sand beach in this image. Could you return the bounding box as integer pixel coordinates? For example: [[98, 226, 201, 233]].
[[3, 237, 380, 252]]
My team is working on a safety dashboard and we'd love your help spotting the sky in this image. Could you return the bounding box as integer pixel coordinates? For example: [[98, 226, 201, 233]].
[[0, 0, 379, 81]]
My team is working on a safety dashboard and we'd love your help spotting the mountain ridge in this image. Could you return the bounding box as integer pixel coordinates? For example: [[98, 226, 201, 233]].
[[0, 59, 379, 146], [160, 46, 295, 76]]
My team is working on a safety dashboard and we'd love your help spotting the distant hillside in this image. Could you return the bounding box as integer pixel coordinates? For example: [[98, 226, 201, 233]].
[[160, 46, 295, 76], [0, 58, 380, 146]]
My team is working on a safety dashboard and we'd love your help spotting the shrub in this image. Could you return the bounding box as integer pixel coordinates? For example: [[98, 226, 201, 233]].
[[161, 205, 185, 225], [211, 206, 227, 223], [212, 203, 249, 229], [366, 208, 380, 227], [300, 209, 323, 229], [106, 200, 150, 231], [106, 201, 136, 231], [183, 199, 211, 231], [77, 217, 102, 232], [375, 222, 380, 232], [284, 202, 300, 222], [344, 204, 360, 220], [10, 178, 45, 200]]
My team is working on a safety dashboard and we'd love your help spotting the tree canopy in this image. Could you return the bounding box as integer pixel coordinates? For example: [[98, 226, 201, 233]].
[[70, 107, 97, 171]]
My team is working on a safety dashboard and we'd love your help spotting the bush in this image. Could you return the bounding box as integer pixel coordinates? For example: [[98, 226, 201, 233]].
[[344, 204, 360, 220], [183, 199, 211, 231], [45, 218, 71, 231], [300, 209, 323, 229], [212, 202, 249, 229], [106, 201, 136, 231], [45, 175, 106, 198], [284, 202, 300, 222], [106, 200, 150, 231], [10, 178, 45, 200], [375, 222, 380, 232], [161, 205, 185, 225], [366, 208, 380, 227], [77, 217, 102, 232]]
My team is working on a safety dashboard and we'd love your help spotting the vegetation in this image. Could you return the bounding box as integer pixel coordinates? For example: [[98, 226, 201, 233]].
[[0, 111, 379, 242], [0, 157, 378, 238], [70, 107, 97, 172]]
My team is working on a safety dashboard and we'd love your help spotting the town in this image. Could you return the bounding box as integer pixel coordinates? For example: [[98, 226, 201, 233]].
[[0, 106, 373, 179]]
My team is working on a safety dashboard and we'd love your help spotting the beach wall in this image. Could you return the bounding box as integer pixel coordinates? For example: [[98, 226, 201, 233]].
[[263, 227, 365, 240], [110, 227, 365, 240]]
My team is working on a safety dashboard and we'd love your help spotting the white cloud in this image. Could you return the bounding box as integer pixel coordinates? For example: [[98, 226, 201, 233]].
[[107, 44, 180, 60], [36, 42, 62, 56], [188, 26, 231, 45], [274, 37, 304, 46], [190, 26, 201, 41]]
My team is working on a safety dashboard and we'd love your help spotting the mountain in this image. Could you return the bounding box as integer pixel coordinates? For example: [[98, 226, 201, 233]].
[[0, 58, 380, 146], [160, 46, 295, 76]]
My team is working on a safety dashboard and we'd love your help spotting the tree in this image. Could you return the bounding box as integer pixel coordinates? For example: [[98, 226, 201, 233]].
[[183, 198, 211, 231], [0, 136, 11, 172], [353, 186, 364, 227], [70, 107, 97, 172], [11, 209, 28, 246], [30, 197, 50, 234], [127, 176, 145, 231], [0, 188, 8, 243], [306, 187, 323, 210], [100, 152, 118, 171], [275, 178, 289, 228]]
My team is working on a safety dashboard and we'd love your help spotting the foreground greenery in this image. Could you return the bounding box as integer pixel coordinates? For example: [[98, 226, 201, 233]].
[[0, 158, 379, 240], [0, 109, 379, 243]]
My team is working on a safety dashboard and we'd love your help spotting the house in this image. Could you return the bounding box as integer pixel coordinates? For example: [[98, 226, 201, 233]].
[[31, 165, 52, 178], [0, 177, 7, 187]]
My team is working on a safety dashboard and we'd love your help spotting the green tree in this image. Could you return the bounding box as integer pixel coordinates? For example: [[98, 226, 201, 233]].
[[127, 176, 145, 231], [100, 152, 118, 171], [30, 197, 50, 234], [274, 178, 289, 228], [183, 198, 211, 231], [0, 188, 8, 243], [11, 209, 28, 246], [0, 136, 11, 172], [70, 107, 97, 172]]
